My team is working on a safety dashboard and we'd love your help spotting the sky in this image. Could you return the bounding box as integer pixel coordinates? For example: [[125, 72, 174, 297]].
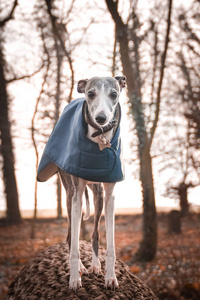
[[0, 0, 199, 216]]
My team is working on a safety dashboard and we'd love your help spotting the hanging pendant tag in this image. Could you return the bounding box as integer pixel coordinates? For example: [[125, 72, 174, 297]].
[[98, 134, 111, 151], [99, 140, 111, 151]]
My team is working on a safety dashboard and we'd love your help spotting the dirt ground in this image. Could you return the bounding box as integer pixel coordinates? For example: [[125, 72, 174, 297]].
[[0, 212, 200, 299]]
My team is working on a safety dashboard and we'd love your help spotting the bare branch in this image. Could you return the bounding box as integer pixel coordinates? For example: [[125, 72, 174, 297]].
[[149, 0, 173, 147], [44, 0, 74, 102], [150, 25, 158, 105], [70, 19, 95, 52], [105, 0, 123, 28], [111, 21, 117, 77], [105, 0, 138, 93], [0, 0, 18, 27], [66, 0, 75, 20], [6, 63, 44, 84], [179, 14, 200, 44]]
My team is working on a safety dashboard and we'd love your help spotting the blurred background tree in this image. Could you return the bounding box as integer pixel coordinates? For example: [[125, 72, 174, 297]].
[[105, 0, 173, 261], [153, 0, 200, 217], [30, 0, 96, 236], [0, 0, 21, 224]]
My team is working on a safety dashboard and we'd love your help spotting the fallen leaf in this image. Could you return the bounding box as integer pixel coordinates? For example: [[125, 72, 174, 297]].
[[130, 266, 141, 274]]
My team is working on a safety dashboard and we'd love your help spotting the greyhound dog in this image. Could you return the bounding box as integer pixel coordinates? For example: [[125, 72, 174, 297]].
[[37, 76, 126, 291]]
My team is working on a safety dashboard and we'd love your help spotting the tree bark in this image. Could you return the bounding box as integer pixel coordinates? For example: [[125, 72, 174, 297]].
[[0, 48, 21, 224], [138, 145, 157, 260]]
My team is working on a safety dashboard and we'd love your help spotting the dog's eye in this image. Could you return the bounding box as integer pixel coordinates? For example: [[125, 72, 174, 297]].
[[88, 91, 95, 99], [110, 92, 118, 100]]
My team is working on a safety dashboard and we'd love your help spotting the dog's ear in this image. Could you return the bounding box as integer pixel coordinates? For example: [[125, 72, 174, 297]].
[[77, 79, 88, 93], [114, 75, 126, 90]]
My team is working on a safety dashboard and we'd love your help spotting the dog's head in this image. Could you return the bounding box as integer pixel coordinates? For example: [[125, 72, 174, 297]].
[[77, 76, 126, 126]]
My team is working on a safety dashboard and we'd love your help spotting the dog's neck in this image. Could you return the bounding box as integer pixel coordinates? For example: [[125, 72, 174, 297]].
[[82, 101, 120, 150]]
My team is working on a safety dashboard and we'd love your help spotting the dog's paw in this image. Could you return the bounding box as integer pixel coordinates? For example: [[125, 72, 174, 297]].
[[92, 264, 101, 275], [79, 260, 88, 275], [69, 275, 82, 291], [91, 258, 101, 275], [105, 275, 119, 290]]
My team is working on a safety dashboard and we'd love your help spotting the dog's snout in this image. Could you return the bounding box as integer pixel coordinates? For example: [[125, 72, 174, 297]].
[[95, 112, 107, 125]]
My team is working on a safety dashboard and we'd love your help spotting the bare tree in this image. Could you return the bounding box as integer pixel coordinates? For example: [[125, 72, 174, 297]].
[[0, 0, 21, 223], [31, 0, 73, 224], [163, 0, 200, 214], [44, 0, 75, 219], [31, 34, 50, 237], [105, 0, 173, 261], [31, 0, 93, 223], [177, 1, 200, 162], [164, 125, 198, 216]]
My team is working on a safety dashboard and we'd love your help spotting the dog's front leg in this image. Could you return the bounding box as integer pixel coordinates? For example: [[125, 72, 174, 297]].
[[104, 182, 119, 289], [90, 183, 103, 274], [69, 176, 87, 291]]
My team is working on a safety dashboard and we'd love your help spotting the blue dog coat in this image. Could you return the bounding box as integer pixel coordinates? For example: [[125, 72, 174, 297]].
[[37, 98, 124, 183]]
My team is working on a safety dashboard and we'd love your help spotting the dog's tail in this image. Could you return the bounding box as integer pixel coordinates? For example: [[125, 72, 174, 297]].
[[83, 187, 90, 220]]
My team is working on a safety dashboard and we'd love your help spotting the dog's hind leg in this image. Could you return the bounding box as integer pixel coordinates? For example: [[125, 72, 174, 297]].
[[89, 183, 104, 274], [59, 170, 72, 249]]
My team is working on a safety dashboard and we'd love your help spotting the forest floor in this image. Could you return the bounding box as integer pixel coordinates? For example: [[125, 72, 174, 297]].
[[0, 212, 200, 300]]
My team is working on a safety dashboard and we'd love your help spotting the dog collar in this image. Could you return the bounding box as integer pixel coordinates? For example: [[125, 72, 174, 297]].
[[82, 101, 121, 138]]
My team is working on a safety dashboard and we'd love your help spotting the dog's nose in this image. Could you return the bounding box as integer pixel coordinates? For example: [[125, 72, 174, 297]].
[[95, 113, 107, 125]]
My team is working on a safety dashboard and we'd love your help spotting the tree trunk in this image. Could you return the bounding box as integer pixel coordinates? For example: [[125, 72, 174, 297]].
[[55, 39, 63, 219], [168, 210, 181, 234], [57, 175, 62, 219], [178, 182, 190, 216], [137, 145, 157, 260], [129, 92, 157, 261], [0, 48, 21, 224], [105, 0, 157, 261]]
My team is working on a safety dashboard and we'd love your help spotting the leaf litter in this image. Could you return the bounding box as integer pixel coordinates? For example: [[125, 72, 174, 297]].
[[0, 212, 200, 299]]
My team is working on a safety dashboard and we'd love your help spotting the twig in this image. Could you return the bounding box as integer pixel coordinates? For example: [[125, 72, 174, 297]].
[[0, 0, 18, 27], [149, 0, 173, 147], [6, 63, 44, 84]]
